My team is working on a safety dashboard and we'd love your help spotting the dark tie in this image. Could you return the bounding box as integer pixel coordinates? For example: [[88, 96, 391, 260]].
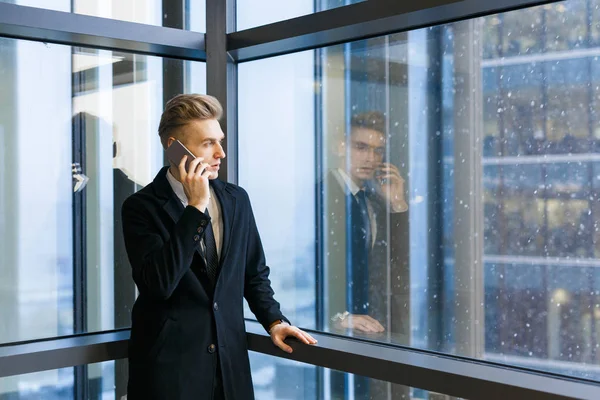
[[355, 189, 372, 249], [203, 208, 219, 284], [350, 189, 371, 315]]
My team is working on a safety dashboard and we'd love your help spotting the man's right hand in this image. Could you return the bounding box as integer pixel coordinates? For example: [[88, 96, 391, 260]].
[[179, 155, 211, 212], [341, 314, 385, 333]]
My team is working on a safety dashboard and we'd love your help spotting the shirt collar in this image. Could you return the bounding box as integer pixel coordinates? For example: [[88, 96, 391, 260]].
[[166, 168, 188, 205], [335, 168, 362, 196]]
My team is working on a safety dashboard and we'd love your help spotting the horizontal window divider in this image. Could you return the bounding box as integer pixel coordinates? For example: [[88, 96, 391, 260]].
[[245, 320, 600, 400], [1, 322, 599, 399], [227, 0, 559, 62], [0, 330, 130, 378], [0, 2, 206, 61]]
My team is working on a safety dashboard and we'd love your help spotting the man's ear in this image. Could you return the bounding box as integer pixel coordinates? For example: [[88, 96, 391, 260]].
[[166, 137, 176, 148]]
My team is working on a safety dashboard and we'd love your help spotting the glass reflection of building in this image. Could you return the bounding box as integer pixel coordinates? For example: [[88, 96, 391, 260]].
[[480, 0, 600, 379]]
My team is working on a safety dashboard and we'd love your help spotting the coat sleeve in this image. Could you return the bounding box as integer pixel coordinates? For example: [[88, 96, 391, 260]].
[[121, 196, 211, 300], [242, 191, 290, 332]]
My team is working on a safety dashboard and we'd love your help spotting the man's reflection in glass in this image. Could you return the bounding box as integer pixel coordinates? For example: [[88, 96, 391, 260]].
[[325, 111, 408, 398]]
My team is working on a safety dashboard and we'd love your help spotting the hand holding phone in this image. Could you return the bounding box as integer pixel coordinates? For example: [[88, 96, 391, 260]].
[[375, 162, 408, 212], [166, 140, 211, 211]]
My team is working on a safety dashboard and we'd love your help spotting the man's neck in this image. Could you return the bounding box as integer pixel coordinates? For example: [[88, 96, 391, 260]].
[[351, 176, 365, 189]]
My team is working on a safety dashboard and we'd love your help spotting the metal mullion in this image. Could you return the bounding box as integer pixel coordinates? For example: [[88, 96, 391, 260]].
[[206, 0, 237, 183], [585, 0, 598, 365], [0, 2, 206, 61]]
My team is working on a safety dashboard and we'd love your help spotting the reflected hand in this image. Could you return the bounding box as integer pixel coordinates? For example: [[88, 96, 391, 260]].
[[341, 314, 385, 333], [375, 163, 408, 212], [270, 323, 318, 354]]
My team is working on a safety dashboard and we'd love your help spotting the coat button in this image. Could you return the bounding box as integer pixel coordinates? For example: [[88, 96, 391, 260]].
[[208, 344, 216, 354], [213, 302, 218, 311], [200, 220, 208, 227], [193, 235, 200, 241], [197, 227, 203, 233]]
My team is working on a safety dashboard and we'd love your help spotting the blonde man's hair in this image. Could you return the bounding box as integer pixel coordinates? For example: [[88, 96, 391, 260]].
[[158, 94, 223, 148]]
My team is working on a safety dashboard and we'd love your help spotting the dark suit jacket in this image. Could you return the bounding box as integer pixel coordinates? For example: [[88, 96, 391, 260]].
[[121, 166, 288, 400], [324, 170, 410, 399], [324, 170, 408, 330]]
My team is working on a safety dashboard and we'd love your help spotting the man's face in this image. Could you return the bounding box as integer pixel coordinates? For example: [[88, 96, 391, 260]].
[[169, 119, 226, 180], [340, 127, 386, 183]]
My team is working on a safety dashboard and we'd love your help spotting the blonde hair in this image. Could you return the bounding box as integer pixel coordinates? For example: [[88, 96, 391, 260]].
[[158, 94, 223, 148]]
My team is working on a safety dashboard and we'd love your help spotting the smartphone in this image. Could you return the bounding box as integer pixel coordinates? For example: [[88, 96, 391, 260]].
[[375, 169, 390, 185], [166, 140, 196, 171], [375, 154, 389, 185]]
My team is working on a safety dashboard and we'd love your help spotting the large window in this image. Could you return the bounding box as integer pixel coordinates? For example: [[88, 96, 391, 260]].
[[0, 35, 205, 398], [239, 0, 600, 397], [238, 51, 316, 330], [3, 0, 600, 399], [0, 37, 205, 344]]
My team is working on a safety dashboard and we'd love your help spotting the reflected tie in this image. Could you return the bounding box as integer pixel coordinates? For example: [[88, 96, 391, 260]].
[[355, 189, 372, 249], [203, 208, 219, 285], [350, 189, 371, 315]]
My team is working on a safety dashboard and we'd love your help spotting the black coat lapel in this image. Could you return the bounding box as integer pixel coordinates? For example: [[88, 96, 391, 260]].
[[152, 167, 184, 220], [210, 179, 236, 265], [153, 166, 204, 258]]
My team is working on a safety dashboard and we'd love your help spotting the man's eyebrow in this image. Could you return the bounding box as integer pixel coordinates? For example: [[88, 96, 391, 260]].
[[352, 140, 385, 149], [202, 137, 223, 142]]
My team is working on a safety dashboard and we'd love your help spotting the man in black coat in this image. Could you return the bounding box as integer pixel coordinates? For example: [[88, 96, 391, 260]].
[[326, 111, 408, 332], [324, 111, 408, 399], [122, 94, 317, 400]]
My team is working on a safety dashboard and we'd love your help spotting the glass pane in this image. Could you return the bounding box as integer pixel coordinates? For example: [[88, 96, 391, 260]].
[[237, 0, 365, 31], [249, 352, 455, 399], [1, 0, 206, 32], [0, 36, 205, 343], [238, 0, 600, 387], [544, 2, 587, 52], [238, 51, 316, 328], [501, 6, 543, 56], [0, 361, 118, 399]]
